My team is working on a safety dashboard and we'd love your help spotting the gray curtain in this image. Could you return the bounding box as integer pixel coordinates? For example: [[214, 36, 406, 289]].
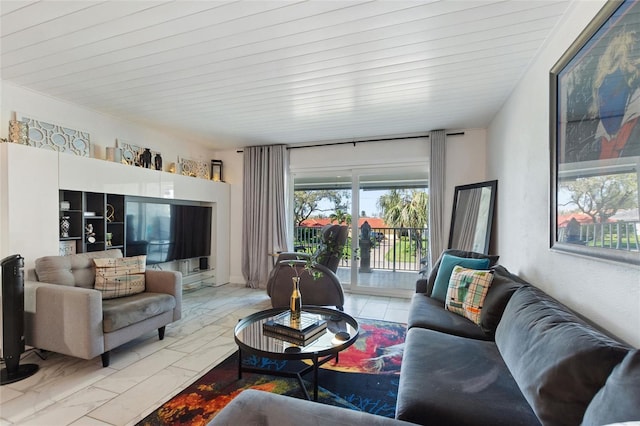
[[241, 145, 288, 289], [428, 130, 446, 269]]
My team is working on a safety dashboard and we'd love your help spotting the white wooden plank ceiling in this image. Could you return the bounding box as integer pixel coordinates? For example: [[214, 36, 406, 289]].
[[0, 1, 571, 150]]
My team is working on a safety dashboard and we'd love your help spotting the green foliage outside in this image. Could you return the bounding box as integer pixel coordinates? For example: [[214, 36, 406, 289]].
[[293, 187, 430, 268], [559, 174, 638, 223], [377, 189, 428, 261], [384, 235, 428, 263], [329, 208, 352, 225], [585, 233, 639, 250], [342, 236, 352, 264], [293, 190, 350, 226], [293, 233, 352, 261]]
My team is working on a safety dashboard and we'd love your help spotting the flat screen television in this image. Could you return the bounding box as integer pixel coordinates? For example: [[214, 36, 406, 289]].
[[125, 198, 212, 264]]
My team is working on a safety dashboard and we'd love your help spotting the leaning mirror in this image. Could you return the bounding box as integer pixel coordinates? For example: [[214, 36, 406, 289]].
[[448, 180, 497, 254]]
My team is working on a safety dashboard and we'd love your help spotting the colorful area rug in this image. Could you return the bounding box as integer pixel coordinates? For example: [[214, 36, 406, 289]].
[[138, 318, 406, 426]]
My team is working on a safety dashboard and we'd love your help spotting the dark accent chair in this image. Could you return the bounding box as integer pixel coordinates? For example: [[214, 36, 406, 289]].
[[266, 224, 348, 310]]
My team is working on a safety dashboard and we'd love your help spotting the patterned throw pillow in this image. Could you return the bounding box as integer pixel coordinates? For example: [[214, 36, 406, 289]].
[[445, 265, 494, 324], [431, 254, 491, 302], [94, 255, 146, 299]]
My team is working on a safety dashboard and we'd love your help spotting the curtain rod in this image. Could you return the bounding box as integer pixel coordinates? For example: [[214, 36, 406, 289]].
[[235, 131, 464, 153]]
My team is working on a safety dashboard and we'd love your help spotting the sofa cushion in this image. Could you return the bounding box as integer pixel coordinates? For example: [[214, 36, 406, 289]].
[[495, 286, 630, 426], [35, 249, 122, 288], [445, 266, 494, 324], [94, 255, 146, 299], [432, 254, 490, 302], [102, 292, 175, 333], [426, 249, 499, 297], [479, 265, 527, 336], [407, 293, 491, 340], [582, 350, 640, 426], [396, 327, 540, 426]]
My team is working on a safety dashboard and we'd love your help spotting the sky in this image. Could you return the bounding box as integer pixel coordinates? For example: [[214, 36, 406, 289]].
[[359, 189, 385, 217], [315, 189, 401, 218]]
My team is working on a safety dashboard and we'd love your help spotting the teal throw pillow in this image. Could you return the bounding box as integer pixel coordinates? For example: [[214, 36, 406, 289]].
[[431, 254, 490, 302]]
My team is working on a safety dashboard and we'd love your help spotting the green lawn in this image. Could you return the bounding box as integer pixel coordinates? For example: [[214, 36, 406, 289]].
[[385, 236, 427, 263], [586, 235, 639, 250]]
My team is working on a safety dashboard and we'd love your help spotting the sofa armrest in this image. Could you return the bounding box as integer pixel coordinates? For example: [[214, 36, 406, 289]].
[[24, 281, 104, 360], [145, 270, 182, 321], [415, 278, 428, 294], [209, 389, 412, 426]]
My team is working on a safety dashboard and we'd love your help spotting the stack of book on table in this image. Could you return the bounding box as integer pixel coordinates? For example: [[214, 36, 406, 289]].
[[263, 311, 327, 346]]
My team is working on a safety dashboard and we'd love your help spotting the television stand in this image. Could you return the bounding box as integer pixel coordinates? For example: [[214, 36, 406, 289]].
[[182, 268, 216, 291]]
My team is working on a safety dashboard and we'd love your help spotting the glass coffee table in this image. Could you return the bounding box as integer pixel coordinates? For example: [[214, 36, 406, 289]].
[[234, 306, 359, 401]]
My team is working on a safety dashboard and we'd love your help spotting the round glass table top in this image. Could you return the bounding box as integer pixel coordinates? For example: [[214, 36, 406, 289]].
[[234, 306, 359, 359]]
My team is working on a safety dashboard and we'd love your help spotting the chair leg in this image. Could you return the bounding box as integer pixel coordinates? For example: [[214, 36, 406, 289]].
[[158, 326, 166, 340], [101, 352, 110, 367]]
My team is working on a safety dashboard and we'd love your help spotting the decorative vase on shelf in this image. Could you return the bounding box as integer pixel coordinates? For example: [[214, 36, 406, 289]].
[[140, 148, 152, 168], [154, 153, 163, 171], [290, 276, 302, 322], [60, 216, 70, 238]]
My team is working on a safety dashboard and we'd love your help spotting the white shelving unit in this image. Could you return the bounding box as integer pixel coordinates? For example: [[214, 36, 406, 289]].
[[0, 143, 230, 285], [182, 269, 216, 291], [174, 258, 217, 291]]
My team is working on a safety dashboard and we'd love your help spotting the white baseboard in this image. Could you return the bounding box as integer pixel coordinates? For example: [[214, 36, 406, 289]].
[[229, 274, 247, 285]]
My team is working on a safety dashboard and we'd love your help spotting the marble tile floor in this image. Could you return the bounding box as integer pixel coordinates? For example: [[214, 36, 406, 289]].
[[335, 268, 417, 292], [0, 284, 411, 426]]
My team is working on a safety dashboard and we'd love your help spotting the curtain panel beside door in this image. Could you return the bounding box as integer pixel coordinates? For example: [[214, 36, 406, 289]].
[[241, 145, 288, 289], [428, 130, 446, 269]]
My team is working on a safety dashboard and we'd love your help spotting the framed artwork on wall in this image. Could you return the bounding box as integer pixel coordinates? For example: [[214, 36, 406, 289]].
[[550, 0, 640, 265]]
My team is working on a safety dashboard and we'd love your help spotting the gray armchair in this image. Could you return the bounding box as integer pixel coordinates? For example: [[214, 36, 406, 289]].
[[25, 249, 181, 367], [267, 224, 348, 310]]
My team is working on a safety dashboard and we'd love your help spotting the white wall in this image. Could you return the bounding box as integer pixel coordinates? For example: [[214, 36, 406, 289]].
[[222, 131, 487, 285], [0, 144, 59, 271], [288, 137, 428, 171], [1, 82, 212, 166], [487, 0, 640, 347], [443, 129, 488, 242], [217, 148, 244, 284]]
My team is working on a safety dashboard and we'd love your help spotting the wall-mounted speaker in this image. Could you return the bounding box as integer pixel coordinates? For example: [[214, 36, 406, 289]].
[[199, 257, 209, 271], [1, 254, 39, 385]]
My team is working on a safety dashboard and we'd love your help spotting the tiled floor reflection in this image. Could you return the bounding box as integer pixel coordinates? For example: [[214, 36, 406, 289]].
[[0, 284, 410, 425]]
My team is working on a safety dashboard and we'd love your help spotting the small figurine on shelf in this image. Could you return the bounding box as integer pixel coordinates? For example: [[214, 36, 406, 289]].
[[85, 224, 96, 243], [140, 148, 152, 168], [106, 204, 115, 223], [154, 153, 163, 171], [60, 216, 71, 238]]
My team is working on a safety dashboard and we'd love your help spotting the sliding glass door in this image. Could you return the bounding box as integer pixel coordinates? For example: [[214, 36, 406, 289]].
[[292, 168, 427, 297], [351, 173, 428, 295]]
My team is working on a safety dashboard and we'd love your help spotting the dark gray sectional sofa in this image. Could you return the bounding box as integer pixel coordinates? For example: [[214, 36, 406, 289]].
[[397, 250, 639, 426], [210, 250, 640, 426]]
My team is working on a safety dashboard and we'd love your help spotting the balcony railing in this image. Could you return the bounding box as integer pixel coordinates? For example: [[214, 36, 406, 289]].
[[294, 226, 428, 272], [558, 220, 639, 251]]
